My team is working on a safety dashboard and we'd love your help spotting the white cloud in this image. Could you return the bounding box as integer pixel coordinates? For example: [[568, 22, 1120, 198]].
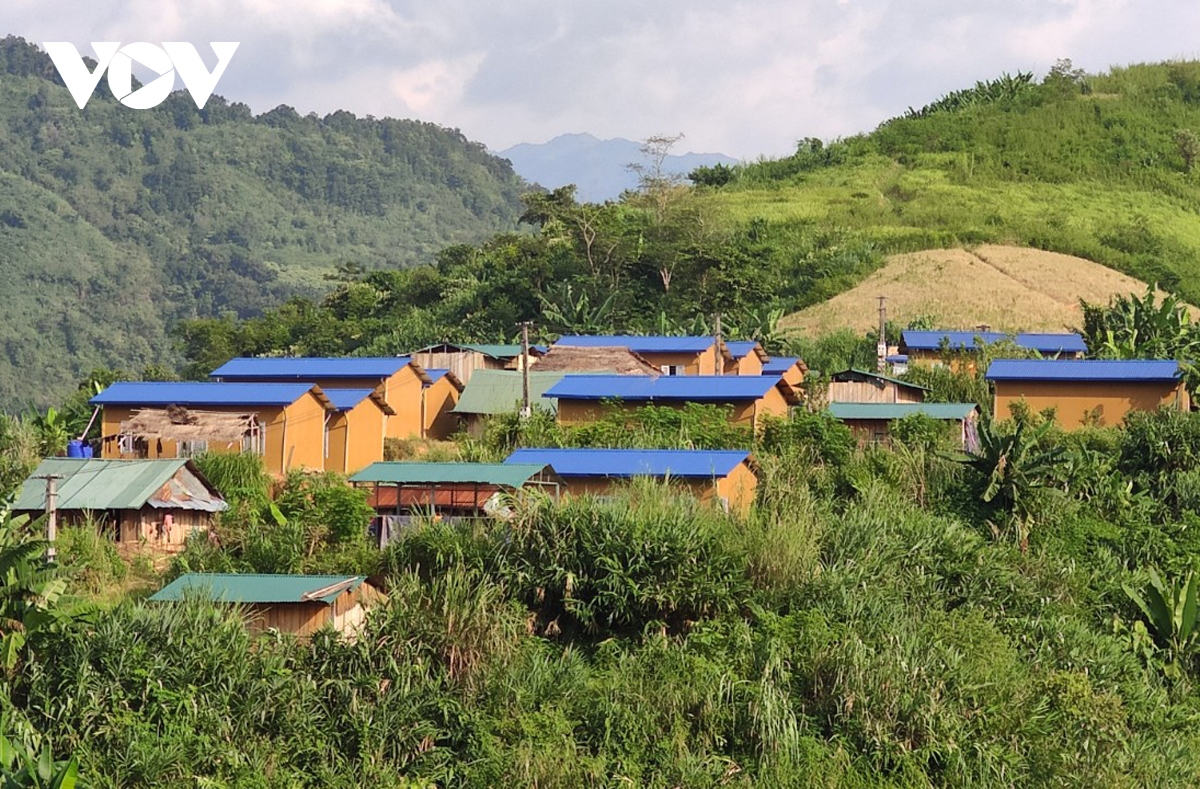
[[7, 0, 1200, 158]]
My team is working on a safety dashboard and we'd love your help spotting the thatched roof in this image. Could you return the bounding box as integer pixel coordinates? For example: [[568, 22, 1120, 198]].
[[531, 345, 661, 375], [119, 406, 257, 445]]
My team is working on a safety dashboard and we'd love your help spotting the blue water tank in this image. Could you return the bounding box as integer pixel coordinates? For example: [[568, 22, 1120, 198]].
[[81, 443, 94, 459], [66, 440, 84, 458]]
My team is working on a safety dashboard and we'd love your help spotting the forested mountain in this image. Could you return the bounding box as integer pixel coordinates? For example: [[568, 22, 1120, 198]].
[[498, 133, 737, 202], [0, 36, 527, 408]]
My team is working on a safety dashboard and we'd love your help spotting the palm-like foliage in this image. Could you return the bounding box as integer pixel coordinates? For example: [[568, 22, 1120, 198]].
[[1080, 286, 1200, 389], [965, 417, 1065, 551], [1123, 567, 1200, 677], [0, 512, 81, 672]]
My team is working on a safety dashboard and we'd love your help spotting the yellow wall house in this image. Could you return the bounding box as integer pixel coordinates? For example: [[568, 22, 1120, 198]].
[[209, 357, 458, 440], [724, 341, 768, 375], [91, 381, 332, 476], [323, 389, 394, 475], [421, 370, 465, 440], [901, 330, 1088, 372], [553, 335, 733, 375], [505, 448, 759, 516], [545, 374, 800, 429], [986, 359, 1190, 429], [762, 357, 808, 389]]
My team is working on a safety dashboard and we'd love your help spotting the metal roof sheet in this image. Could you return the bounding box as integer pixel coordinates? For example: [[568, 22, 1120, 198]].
[[901, 330, 1087, 353], [828, 402, 978, 420], [350, 462, 552, 487], [150, 573, 365, 605], [209, 357, 413, 379], [555, 335, 718, 353], [724, 340, 764, 360], [831, 368, 930, 391], [505, 448, 751, 479], [762, 357, 801, 374], [91, 382, 322, 407], [452, 370, 572, 415], [984, 359, 1182, 381], [544, 374, 786, 401], [13, 458, 227, 512]]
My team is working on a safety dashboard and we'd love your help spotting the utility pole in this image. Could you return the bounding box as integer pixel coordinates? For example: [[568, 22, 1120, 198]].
[[877, 296, 887, 373], [518, 321, 532, 418], [713, 313, 723, 376], [36, 474, 62, 564]]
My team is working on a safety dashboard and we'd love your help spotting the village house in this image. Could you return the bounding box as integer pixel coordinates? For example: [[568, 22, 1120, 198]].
[[544, 374, 800, 429], [986, 359, 1190, 429], [827, 402, 981, 451], [13, 458, 226, 551], [349, 461, 563, 544], [723, 341, 769, 375], [828, 369, 928, 404], [900, 330, 1087, 371], [505, 447, 760, 515], [150, 574, 384, 639], [420, 369, 465, 440], [554, 335, 734, 375], [91, 382, 331, 475], [452, 370, 575, 436], [529, 344, 661, 376], [322, 389, 393, 475], [209, 357, 462, 440], [761, 356, 808, 388], [408, 343, 542, 386]]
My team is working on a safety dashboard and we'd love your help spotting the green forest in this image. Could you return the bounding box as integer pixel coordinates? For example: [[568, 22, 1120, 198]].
[[0, 36, 526, 408]]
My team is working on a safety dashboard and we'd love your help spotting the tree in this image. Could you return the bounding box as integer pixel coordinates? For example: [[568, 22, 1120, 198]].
[[1174, 128, 1200, 173], [1078, 285, 1200, 389]]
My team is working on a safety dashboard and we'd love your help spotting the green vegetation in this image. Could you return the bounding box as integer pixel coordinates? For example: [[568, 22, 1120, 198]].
[[0, 36, 526, 408]]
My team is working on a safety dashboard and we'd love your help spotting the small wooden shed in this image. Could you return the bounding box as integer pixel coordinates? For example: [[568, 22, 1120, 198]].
[[150, 573, 384, 638], [828, 369, 928, 404], [827, 402, 980, 451], [409, 343, 542, 386], [13, 458, 226, 551]]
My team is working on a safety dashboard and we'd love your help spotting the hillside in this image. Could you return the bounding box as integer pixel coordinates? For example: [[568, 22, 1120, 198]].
[[782, 244, 1185, 336], [498, 133, 737, 202], [0, 37, 527, 408]]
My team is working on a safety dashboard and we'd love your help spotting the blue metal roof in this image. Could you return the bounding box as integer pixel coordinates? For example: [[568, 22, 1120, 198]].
[[505, 448, 751, 479], [886, 355, 909, 363], [91, 382, 322, 407], [901, 330, 1087, 353], [724, 341, 762, 359], [425, 369, 452, 384], [762, 357, 801, 374], [210, 357, 413, 380], [555, 335, 717, 353], [543, 374, 786, 401], [324, 389, 376, 411], [985, 359, 1182, 382]]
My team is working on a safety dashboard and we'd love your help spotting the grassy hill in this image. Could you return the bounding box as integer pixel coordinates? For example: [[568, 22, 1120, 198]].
[[0, 36, 527, 408], [698, 61, 1200, 309], [782, 244, 1186, 336]]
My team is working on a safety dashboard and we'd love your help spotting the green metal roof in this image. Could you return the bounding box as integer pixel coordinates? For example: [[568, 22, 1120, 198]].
[[349, 462, 552, 487], [827, 402, 977, 421], [150, 573, 365, 605], [452, 370, 570, 415], [832, 368, 931, 391], [13, 458, 227, 513]]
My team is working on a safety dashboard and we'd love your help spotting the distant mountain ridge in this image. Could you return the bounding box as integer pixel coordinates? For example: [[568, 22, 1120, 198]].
[[498, 133, 737, 203], [0, 36, 527, 409]]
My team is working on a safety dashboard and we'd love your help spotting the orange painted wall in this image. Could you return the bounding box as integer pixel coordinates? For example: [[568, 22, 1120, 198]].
[[752, 386, 793, 426], [638, 349, 716, 375], [100, 404, 285, 465], [555, 463, 758, 515], [423, 377, 462, 440], [381, 367, 426, 439], [993, 380, 1190, 429], [727, 354, 764, 376], [325, 400, 387, 475]]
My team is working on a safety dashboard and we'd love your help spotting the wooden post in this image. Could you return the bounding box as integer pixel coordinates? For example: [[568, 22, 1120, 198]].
[[713, 313, 723, 376], [876, 296, 887, 373], [518, 321, 532, 418], [37, 474, 62, 564]]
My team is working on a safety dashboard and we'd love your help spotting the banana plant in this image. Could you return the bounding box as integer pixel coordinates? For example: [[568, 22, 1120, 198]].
[[1122, 567, 1200, 678]]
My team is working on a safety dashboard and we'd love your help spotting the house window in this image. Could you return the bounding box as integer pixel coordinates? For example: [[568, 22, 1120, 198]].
[[241, 422, 265, 456], [660, 365, 686, 376], [179, 440, 208, 458], [117, 434, 144, 456]]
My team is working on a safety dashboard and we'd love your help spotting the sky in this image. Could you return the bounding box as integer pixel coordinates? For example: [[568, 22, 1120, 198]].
[[7, 0, 1200, 159]]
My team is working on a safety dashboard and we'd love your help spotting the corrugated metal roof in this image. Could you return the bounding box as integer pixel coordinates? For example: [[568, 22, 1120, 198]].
[[209, 357, 413, 379], [724, 340, 764, 360], [506, 448, 751, 479], [452, 370, 572, 415], [556, 335, 718, 353], [901, 330, 1087, 353], [544, 374, 787, 401], [409, 343, 544, 359], [985, 359, 1182, 382], [13, 458, 227, 512], [762, 357, 801, 374], [150, 573, 365, 605], [831, 368, 930, 391], [828, 402, 978, 420], [92, 382, 321, 407], [322, 389, 395, 415], [350, 462, 552, 487]]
